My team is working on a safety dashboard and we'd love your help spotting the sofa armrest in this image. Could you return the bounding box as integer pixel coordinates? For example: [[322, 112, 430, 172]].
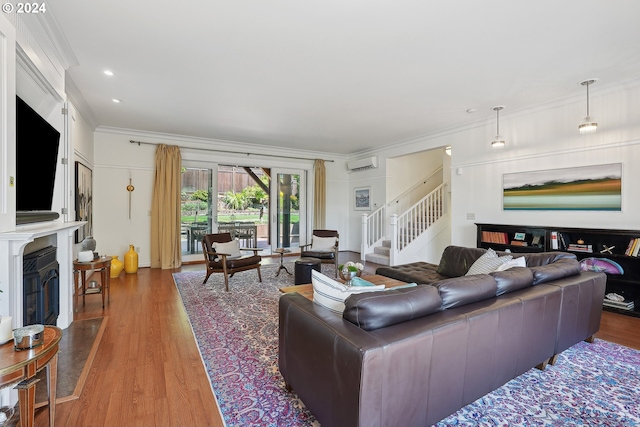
[[278, 293, 384, 427]]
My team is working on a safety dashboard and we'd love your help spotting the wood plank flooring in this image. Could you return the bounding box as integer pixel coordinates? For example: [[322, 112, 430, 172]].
[[33, 253, 640, 426]]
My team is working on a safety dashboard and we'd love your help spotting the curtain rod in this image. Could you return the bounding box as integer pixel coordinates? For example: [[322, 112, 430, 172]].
[[129, 140, 334, 162]]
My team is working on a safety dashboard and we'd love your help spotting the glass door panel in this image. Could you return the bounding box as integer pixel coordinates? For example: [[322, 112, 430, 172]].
[[271, 169, 306, 252], [180, 167, 214, 261]]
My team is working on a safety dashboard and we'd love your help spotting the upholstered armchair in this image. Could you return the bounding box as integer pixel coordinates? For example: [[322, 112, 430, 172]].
[[202, 233, 262, 291], [300, 229, 339, 277]]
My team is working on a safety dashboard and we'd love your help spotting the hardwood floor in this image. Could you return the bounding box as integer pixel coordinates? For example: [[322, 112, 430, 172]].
[[33, 252, 640, 426]]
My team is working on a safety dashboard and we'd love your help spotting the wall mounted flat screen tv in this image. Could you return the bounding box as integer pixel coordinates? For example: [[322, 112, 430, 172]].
[[16, 96, 61, 224]]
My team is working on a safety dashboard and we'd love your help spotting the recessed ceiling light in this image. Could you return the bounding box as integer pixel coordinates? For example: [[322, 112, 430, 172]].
[[104, 70, 114, 76], [112, 98, 122, 103]]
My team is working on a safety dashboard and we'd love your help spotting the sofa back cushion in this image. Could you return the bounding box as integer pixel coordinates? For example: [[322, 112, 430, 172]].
[[529, 258, 581, 285], [435, 274, 497, 309], [490, 267, 534, 295], [436, 246, 488, 277], [343, 285, 442, 331]]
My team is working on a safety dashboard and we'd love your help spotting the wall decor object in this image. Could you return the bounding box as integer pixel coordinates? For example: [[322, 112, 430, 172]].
[[75, 161, 93, 243], [503, 163, 621, 211], [354, 187, 371, 211]]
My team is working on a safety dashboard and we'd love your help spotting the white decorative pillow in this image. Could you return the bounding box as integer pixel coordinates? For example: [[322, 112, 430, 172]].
[[494, 256, 527, 271], [465, 249, 512, 275], [311, 236, 337, 250], [212, 239, 241, 261], [312, 270, 385, 315]]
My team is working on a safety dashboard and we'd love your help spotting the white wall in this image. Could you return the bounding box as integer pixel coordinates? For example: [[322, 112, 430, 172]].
[[93, 128, 348, 267], [352, 80, 640, 255]]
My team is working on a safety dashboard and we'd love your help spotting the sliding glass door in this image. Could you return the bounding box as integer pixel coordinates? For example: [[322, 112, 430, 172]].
[[270, 169, 306, 252], [180, 166, 214, 262]]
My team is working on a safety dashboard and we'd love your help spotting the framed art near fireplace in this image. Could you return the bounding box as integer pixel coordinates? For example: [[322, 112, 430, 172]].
[[75, 161, 93, 243]]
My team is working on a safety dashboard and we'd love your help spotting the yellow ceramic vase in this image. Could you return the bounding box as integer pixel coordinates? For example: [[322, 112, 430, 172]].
[[124, 245, 139, 274], [110, 255, 124, 278]]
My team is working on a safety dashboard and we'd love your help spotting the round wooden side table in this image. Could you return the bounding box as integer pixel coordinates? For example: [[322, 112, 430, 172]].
[[73, 256, 112, 312]]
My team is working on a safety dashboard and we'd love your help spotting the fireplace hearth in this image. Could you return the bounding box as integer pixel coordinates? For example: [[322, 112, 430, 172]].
[[23, 246, 59, 326]]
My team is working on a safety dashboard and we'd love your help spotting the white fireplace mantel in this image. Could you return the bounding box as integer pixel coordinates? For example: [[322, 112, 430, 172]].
[[0, 221, 84, 330]]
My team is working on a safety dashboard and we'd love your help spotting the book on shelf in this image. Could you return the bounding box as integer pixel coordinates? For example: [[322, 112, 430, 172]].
[[632, 238, 640, 257], [481, 231, 508, 244], [558, 233, 569, 250], [603, 300, 635, 310], [567, 243, 593, 253], [550, 231, 558, 249], [510, 240, 528, 246]]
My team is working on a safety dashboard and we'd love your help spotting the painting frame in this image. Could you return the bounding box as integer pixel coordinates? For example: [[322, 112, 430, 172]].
[[503, 163, 622, 211], [75, 161, 93, 243], [354, 186, 371, 211]]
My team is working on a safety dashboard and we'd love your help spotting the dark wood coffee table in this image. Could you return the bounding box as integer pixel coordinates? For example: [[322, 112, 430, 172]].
[[279, 274, 408, 301]]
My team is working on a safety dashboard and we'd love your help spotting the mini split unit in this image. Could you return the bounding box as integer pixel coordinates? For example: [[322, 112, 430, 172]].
[[347, 156, 378, 172]]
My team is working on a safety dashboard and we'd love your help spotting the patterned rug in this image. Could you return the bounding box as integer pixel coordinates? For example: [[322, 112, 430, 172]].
[[173, 264, 640, 427]]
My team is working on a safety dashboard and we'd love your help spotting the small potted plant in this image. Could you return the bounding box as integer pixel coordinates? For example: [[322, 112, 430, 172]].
[[338, 261, 364, 286]]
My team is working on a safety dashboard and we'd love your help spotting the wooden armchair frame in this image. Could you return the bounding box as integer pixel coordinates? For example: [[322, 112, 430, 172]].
[[202, 233, 262, 291]]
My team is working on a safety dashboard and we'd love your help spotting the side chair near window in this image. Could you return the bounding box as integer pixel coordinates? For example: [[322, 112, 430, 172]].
[[300, 229, 339, 277], [202, 233, 262, 291]]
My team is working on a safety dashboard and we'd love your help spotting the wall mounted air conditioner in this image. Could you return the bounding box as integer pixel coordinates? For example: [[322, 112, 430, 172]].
[[347, 156, 378, 172]]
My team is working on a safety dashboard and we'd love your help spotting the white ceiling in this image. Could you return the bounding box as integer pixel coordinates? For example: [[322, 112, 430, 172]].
[[46, 0, 640, 155]]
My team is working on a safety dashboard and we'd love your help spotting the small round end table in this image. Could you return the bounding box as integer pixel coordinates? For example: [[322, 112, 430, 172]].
[[274, 248, 292, 276]]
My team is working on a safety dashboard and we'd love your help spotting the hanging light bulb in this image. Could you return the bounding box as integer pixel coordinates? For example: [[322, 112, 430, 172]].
[[491, 106, 505, 149], [578, 79, 598, 134]]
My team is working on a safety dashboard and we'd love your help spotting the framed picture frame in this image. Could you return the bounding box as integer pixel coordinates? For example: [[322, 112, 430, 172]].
[[514, 232, 526, 241], [354, 187, 371, 211], [503, 163, 622, 211], [75, 161, 93, 243]]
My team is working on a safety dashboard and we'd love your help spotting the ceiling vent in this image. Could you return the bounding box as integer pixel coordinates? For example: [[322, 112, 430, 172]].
[[347, 156, 378, 172]]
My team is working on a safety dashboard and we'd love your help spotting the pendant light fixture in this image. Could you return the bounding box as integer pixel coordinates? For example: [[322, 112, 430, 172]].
[[491, 106, 505, 149], [578, 79, 598, 134]]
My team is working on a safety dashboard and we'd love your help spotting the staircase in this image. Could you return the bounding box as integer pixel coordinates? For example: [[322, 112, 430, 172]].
[[362, 183, 447, 266]]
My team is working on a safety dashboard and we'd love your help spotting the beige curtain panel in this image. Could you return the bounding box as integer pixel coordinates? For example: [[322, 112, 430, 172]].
[[150, 144, 182, 269], [313, 159, 326, 229]]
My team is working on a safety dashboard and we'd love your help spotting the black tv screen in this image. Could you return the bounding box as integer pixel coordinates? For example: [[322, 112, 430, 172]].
[[16, 96, 61, 212]]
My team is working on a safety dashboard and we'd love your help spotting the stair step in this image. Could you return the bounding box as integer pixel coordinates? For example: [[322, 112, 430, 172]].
[[365, 252, 390, 266], [374, 245, 390, 256], [382, 240, 391, 248]]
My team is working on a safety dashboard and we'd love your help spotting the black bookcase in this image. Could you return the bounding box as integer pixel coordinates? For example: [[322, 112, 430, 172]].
[[476, 223, 640, 317]]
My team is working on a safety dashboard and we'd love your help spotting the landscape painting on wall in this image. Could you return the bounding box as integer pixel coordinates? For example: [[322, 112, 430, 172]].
[[503, 163, 622, 211]]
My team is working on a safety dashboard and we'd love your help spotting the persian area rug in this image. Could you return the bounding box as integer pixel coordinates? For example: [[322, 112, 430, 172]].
[[173, 265, 640, 427]]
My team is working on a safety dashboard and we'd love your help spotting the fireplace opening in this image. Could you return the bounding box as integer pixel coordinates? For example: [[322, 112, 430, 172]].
[[23, 246, 59, 326]]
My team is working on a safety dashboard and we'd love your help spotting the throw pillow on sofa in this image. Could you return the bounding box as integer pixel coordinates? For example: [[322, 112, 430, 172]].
[[311, 270, 385, 315], [494, 256, 526, 271], [465, 248, 512, 275]]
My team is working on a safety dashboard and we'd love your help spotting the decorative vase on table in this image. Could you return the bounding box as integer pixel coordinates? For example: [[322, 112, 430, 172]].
[[110, 255, 124, 278], [124, 245, 139, 274]]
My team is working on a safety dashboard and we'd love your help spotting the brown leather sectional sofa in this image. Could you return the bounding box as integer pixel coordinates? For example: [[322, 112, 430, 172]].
[[278, 246, 606, 427]]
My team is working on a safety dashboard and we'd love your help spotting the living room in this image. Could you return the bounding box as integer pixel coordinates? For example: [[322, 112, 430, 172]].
[[1, 1, 640, 426]]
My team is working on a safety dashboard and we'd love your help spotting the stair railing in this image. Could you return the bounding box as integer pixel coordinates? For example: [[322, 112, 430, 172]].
[[361, 205, 385, 258], [389, 183, 446, 264]]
